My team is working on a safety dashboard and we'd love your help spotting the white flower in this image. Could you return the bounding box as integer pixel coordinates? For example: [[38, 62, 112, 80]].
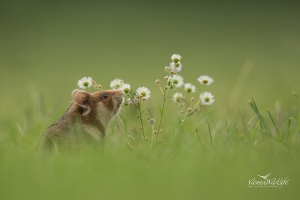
[[171, 54, 182, 62], [173, 93, 184, 102], [169, 74, 184, 88], [200, 92, 214, 105], [77, 77, 93, 89], [136, 87, 151, 100], [110, 78, 123, 89], [184, 83, 196, 93], [197, 75, 214, 86], [170, 62, 183, 73], [120, 83, 131, 94]]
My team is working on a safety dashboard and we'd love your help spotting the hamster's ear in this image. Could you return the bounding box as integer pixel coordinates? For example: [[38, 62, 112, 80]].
[[73, 90, 92, 116], [71, 89, 80, 100], [72, 89, 82, 99]]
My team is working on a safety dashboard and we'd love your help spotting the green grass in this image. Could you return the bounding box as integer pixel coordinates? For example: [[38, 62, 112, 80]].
[[1, 91, 300, 199]]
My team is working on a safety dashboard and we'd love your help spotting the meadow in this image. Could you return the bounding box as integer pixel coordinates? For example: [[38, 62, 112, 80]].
[[1, 1, 300, 199]]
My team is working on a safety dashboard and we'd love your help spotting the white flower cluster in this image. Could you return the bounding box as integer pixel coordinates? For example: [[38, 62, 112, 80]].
[[76, 53, 215, 111], [170, 54, 183, 73], [197, 76, 214, 105], [165, 54, 215, 106], [110, 78, 151, 105]]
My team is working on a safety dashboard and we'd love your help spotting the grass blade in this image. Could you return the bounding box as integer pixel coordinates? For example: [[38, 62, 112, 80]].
[[267, 110, 281, 139], [195, 129, 207, 152], [205, 119, 213, 147]]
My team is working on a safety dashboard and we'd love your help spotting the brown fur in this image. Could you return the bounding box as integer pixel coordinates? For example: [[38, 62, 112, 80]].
[[40, 89, 123, 150]]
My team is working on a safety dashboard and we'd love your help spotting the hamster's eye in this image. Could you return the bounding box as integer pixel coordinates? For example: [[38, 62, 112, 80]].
[[102, 93, 109, 99]]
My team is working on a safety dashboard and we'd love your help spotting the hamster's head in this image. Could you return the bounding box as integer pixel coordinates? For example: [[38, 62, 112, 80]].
[[71, 89, 123, 128]]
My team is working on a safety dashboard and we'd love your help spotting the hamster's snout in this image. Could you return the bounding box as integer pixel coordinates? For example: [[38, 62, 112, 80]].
[[114, 90, 123, 104], [113, 90, 123, 114]]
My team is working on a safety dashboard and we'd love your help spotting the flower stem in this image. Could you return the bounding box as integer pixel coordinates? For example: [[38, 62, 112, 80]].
[[156, 89, 169, 139], [137, 105, 146, 140], [126, 93, 146, 140]]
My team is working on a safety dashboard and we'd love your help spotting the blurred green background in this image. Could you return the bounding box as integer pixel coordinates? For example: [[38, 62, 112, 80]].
[[1, 0, 300, 199], [1, 0, 300, 118]]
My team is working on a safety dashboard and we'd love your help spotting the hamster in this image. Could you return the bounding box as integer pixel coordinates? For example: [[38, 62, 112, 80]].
[[40, 89, 123, 150]]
